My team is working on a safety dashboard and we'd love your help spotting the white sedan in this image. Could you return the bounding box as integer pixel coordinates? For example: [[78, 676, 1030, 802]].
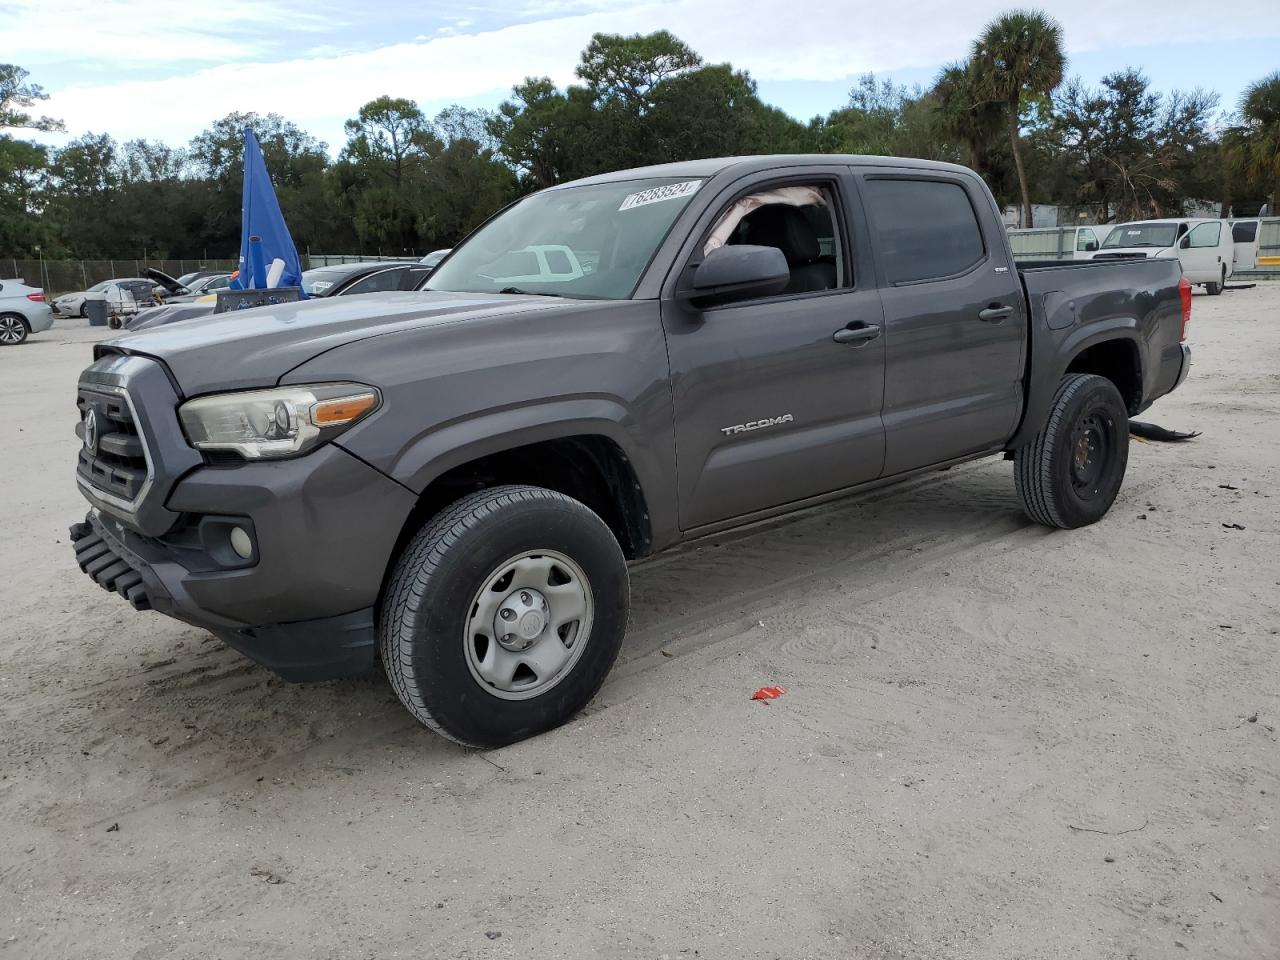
[[52, 278, 151, 317]]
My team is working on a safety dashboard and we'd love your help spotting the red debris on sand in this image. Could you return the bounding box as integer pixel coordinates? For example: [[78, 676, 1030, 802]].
[[751, 685, 786, 701]]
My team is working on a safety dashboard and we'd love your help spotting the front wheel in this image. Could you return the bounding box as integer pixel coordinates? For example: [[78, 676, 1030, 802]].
[[1014, 373, 1129, 529], [1206, 267, 1225, 296], [0, 314, 29, 346], [379, 485, 629, 748]]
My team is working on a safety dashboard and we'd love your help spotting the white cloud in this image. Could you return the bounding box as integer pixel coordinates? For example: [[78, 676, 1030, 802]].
[[32, 0, 1280, 148], [0, 0, 340, 65]]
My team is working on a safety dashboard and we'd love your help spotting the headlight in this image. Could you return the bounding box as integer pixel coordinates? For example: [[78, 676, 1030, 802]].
[[179, 383, 380, 460]]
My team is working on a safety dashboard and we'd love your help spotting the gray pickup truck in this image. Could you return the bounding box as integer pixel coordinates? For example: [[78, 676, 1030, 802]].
[[71, 155, 1192, 747]]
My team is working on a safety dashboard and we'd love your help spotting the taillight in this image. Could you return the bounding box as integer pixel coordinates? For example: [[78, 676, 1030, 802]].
[[26, 292, 45, 303], [1178, 276, 1192, 342]]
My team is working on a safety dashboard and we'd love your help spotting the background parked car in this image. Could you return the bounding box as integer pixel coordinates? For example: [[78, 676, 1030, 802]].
[[300, 260, 420, 296], [128, 262, 429, 331], [176, 270, 228, 289], [0, 276, 53, 345], [420, 249, 451, 270], [1091, 218, 1235, 294], [52, 278, 151, 317]]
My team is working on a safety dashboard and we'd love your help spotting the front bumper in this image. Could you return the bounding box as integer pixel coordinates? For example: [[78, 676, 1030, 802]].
[[71, 443, 418, 681]]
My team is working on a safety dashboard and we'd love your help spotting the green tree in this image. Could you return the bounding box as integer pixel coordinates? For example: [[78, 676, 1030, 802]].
[[1052, 70, 1217, 221], [971, 9, 1066, 226], [342, 96, 439, 184], [576, 31, 701, 111], [0, 64, 60, 257], [1225, 72, 1280, 211], [932, 63, 1006, 175], [0, 64, 64, 132]]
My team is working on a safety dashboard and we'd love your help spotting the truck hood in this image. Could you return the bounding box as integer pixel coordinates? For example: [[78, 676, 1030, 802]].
[[100, 290, 568, 395]]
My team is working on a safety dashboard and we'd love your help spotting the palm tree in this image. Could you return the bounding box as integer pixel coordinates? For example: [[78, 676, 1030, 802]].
[[1227, 72, 1280, 212], [932, 61, 1005, 176], [970, 10, 1066, 227]]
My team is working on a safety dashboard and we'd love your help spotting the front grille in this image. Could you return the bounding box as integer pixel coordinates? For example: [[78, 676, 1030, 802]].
[[76, 385, 151, 505]]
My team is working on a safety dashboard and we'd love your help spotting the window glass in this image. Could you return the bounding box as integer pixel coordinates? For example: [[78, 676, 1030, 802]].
[[1188, 222, 1221, 248], [1102, 223, 1179, 249], [701, 183, 845, 297], [1076, 228, 1097, 250], [427, 177, 702, 299], [342, 268, 407, 296], [863, 179, 984, 283], [1231, 221, 1258, 242], [544, 249, 573, 274]]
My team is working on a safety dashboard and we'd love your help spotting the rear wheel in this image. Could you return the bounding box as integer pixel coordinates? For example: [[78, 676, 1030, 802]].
[[0, 314, 29, 346], [1014, 373, 1129, 529], [379, 485, 629, 748]]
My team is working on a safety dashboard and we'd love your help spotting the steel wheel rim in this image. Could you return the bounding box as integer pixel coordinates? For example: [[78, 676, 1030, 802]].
[[463, 550, 593, 701], [1069, 409, 1114, 498], [0, 317, 25, 344]]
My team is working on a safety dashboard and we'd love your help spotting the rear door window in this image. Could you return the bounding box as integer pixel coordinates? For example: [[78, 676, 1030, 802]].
[[1232, 221, 1258, 242], [863, 179, 985, 284]]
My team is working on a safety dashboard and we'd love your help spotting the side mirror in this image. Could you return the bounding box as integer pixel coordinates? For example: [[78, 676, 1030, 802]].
[[681, 245, 789, 308], [1179, 235, 1190, 249], [1083, 240, 1098, 252]]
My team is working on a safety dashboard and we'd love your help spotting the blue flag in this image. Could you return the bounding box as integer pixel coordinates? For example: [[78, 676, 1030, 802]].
[[229, 128, 306, 293]]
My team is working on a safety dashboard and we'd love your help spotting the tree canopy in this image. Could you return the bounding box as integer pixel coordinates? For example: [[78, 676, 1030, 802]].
[[2, 19, 1277, 262]]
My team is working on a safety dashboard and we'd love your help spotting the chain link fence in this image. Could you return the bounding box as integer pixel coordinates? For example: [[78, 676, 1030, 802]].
[[3, 254, 422, 297], [3, 258, 240, 298]]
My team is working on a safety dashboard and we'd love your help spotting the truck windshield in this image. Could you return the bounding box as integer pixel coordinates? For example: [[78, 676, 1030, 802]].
[[1101, 223, 1179, 248], [426, 177, 703, 300]]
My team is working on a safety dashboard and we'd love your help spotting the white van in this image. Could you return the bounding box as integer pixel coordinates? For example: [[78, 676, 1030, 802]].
[[1092, 219, 1234, 294]]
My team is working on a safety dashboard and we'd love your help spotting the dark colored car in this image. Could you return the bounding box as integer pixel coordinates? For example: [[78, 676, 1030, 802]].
[[300, 261, 422, 297], [126, 263, 427, 331], [71, 155, 1191, 748]]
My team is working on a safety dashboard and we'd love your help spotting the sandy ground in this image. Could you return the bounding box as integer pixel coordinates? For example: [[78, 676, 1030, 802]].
[[1, 286, 1277, 960]]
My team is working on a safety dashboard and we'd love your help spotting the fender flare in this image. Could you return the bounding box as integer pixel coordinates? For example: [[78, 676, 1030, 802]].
[[1009, 320, 1145, 450]]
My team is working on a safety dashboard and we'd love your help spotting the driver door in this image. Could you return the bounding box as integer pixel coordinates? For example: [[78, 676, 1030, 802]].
[[660, 170, 887, 531]]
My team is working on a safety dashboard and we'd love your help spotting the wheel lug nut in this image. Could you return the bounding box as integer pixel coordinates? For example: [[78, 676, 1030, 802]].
[[520, 592, 531, 604], [500, 609, 515, 621]]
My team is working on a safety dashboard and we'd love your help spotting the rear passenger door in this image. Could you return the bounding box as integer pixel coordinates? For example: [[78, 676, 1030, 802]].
[[857, 172, 1027, 476]]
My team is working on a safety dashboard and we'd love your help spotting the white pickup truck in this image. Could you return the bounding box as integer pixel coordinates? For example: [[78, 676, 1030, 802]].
[[1091, 218, 1234, 295]]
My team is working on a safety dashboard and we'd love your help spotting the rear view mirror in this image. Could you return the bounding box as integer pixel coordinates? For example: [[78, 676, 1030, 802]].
[[682, 245, 789, 308]]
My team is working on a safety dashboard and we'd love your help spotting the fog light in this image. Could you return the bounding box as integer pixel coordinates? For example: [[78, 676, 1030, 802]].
[[229, 526, 254, 560]]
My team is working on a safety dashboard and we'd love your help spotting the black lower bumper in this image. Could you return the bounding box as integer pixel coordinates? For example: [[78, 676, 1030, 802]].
[[71, 511, 378, 682]]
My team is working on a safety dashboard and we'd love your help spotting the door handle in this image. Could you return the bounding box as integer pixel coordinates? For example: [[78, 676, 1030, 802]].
[[832, 322, 881, 345], [978, 304, 1015, 322]]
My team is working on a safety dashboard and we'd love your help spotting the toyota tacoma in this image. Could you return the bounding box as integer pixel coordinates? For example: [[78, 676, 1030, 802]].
[[71, 155, 1192, 747]]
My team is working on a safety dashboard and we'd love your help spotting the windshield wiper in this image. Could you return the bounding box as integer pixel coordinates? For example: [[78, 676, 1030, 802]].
[[498, 286, 561, 297]]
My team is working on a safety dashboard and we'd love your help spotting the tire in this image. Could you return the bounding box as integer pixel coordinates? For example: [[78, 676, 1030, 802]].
[[1206, 267, 1225, 296], [78, 303, 88, 318], [379, 485, 629, 748], [1014, 373, 1129, 529], [0, 313, 29, 346]]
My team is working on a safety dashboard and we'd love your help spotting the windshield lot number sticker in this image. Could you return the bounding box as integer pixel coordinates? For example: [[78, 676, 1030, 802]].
[[619, 180, 702, 211]]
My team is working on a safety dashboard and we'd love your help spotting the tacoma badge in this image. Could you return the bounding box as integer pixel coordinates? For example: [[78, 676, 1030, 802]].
[[720, 414, 794, 436]]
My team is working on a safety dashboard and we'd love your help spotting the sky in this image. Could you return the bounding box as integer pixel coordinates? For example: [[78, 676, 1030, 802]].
[[5, 0, 1278, 153]]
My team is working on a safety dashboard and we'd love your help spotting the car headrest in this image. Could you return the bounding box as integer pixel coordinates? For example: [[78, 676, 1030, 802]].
[[743, 205, 821, 265]]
